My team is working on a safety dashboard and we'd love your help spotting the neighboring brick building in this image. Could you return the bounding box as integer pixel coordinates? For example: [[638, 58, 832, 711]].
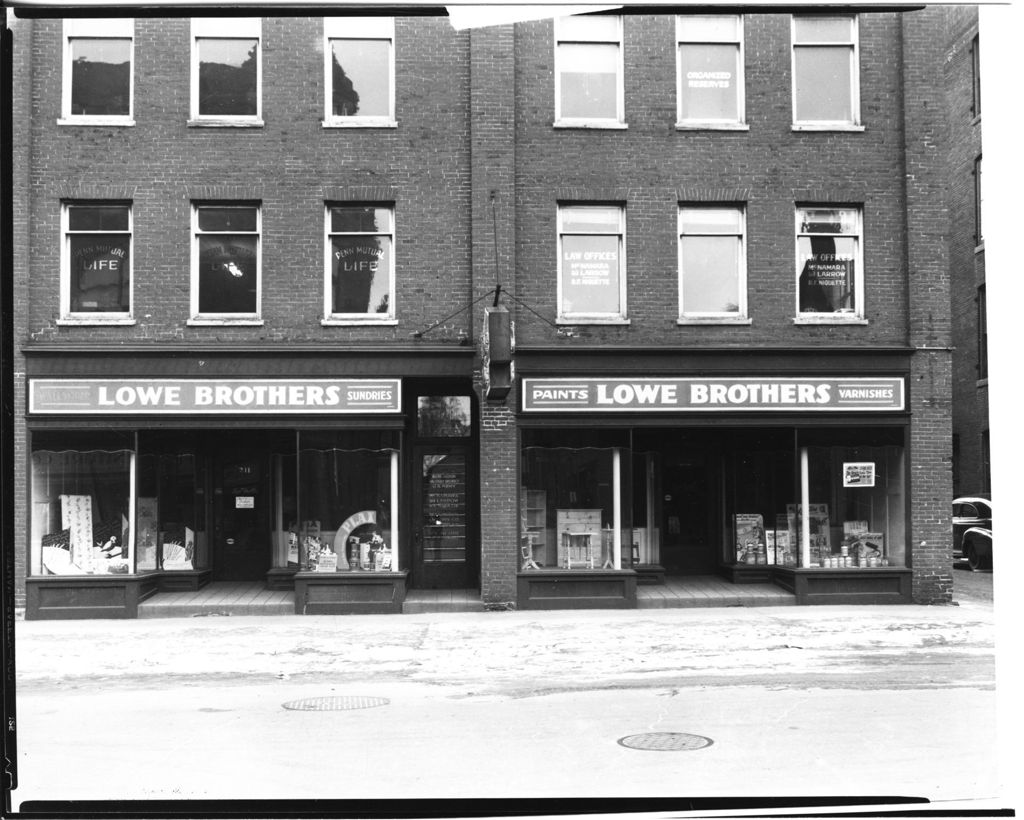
[[943, 5, 989, 500], [7, 6, 957, 618]]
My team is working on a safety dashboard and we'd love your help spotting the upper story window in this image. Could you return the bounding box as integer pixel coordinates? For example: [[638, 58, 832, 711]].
[[190, 18, 262, 125], [678, 206, 747, 323], [61, 203, 132, 323], [323, 17, 396, 127], [971, 34, 981, 119], [191, 204, 261, 323], [977, 283, 988, 380], [676, 15, 745, 128], [974, 154, 984, 246], [554, 15, 625, 128], [791, 15, 861, 129], [795, 206, 864, 321], [61, 19, 134, 125], [325, 205, 396, 324], [557, 204, 627, 323]]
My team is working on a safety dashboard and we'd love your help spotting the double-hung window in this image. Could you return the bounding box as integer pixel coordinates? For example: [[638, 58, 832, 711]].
[[191, 204, 261, 323], [971, 34, 981, 119], [323, 17, 396, 127], [61, 19, 134, 125], [190, 18, 262, 125], [554, 15, 624, 127], [61, 203, 133, 322], [678, 206, 747, 323], [557, 205, 627, 323], [792, 15, 861, 129], [325, 205, 396, 323], [676, 15, 744, 128], [795, 206, 864, 321], [974, 155, 983, 246]]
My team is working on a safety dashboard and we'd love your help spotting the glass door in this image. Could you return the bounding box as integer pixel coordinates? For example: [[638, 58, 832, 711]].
[[412, 445, 476, 588]]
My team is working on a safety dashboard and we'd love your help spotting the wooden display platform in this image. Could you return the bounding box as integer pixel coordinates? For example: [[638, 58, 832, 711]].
[[516, 569, 637, 610], [293, 571, 408, 615]]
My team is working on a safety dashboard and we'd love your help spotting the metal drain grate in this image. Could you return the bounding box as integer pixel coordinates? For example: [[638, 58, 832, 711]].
[[618, 732, 714, 751], [282, 696, 390, 712]]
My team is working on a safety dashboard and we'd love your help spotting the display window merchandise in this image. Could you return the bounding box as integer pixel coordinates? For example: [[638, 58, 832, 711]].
[[676, 15, 744, 127], [323, 17, 396, 126], [190, 18, 262, 124], [324, 204, 395, 322], [554, 15, 624, 126], [61, 202, 133, 321], [795, 206, 863, 320], [61, 19, 134, 124]]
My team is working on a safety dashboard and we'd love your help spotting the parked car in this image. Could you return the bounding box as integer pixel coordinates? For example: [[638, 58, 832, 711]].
[[952, 496, 993, 571]]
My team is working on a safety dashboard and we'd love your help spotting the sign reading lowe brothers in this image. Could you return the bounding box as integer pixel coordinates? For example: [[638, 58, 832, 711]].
[[522, 377, 904, 413], [29, 379, 401, 415]]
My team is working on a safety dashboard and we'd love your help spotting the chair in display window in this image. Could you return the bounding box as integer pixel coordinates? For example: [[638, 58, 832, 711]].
[[562, 531, 594, 569], [520, 532, 541, 570]]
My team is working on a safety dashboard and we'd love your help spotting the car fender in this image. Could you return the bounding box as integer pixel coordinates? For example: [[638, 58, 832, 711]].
[[963, 526, 992, 557]]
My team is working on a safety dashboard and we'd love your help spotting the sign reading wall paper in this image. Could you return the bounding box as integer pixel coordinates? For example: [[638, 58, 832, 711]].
[[29, 379, 402, 415], [521, 377, 905, 413]]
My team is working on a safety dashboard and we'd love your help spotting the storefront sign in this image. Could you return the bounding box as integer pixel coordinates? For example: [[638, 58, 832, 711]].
[[521, 377, 905, 413], [29, 378, 402, 415]]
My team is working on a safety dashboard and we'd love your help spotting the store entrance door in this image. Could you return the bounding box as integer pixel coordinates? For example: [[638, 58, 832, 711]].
[[411, 444, 477, 589], [660, 450, 717, 575], [212, 436, 272, 582]]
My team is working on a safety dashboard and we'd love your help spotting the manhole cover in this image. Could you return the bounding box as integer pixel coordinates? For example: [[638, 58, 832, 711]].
[[618, 732, 714, 751], [282, 696, 390, 712]]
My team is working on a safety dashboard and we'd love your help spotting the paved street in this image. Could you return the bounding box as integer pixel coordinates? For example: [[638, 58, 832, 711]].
[[10, 572, 1010, 813]]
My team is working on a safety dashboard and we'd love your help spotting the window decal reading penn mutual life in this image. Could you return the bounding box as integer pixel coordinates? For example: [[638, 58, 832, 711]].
[[521, 377, 905, 412], [28, 379, 402, 414]]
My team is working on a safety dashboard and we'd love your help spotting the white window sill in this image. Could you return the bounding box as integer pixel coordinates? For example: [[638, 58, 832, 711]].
[[556, 317, 631, 326], [187, 318, 264, 326], [792, 315, 868, 325], [553, 121, 628, 130], [187, 118, 265, 128], [57, 118, 135, 127], [322, 318, 398, 326], [971, 114, 981, 127], [791, 123, 865, 132], [976, 377, 989, 388], [975, 241, 985, 255], [322, 119, 397, 129], [57, 317, 136, 326], [677, 316, 752, 325], [676, 122, 748, 131]]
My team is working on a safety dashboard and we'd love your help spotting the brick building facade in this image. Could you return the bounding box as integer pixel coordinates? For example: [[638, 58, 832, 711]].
[[7, 7, 957, 618]]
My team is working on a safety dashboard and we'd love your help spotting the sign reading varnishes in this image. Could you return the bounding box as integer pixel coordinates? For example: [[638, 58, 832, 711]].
[[521, 377, 905, 413], [29, 379, 402, 414]]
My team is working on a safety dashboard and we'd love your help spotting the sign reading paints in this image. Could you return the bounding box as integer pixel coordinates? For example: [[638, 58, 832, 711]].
[[521, 377, 905, 413], [29, 378, 402, 415]]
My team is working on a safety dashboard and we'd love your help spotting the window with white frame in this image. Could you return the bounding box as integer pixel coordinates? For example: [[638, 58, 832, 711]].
[[190, 18, 262, 123], [558, 205, 627, 322], [554, 15, 624, 126], [678, 206, 747, 322], [325, 204, 396, 322], [795, 206, 863, 319], [974, 154, 983, 246], [323, 17, 395, 126], [191, 204, 261, 321], [677, 15, 744, 127], [791, 15, 860, 127], [61, 202, 132, 321], [61, 19, 134, 124]]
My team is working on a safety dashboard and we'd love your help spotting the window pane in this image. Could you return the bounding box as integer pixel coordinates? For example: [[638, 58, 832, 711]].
[[32, 448, 132, 576], [679, 43, 739, 120], [198, 38, 258, 116], [331, 235, 391, 314], [559, 43, 618, 119], [681, 208, 741, 233], [70, 39, 131, 116], [561, 234, 620, 315], [68, 204, 129, 231], [198, 206, 258, 232], [559, 15, 620, 41], [198, 234, 258, 313], [798, 208, 858, 234], [679, 15, 740, 42], [681, 235, 739, 313], [331, 39, 390, 117], [560, 206, 620, 233], [330, 206, 391, 233], [69, 234, 130, 312], [798, 235, 857, 312], [794, 16, 853, 43], [418, 396, 472, 437], [794, 47, 852, 121]]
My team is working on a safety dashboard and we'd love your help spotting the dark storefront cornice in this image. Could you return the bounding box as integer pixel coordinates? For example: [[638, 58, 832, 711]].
[[21, 343, 474, 357], [517, 345, 914, 356]]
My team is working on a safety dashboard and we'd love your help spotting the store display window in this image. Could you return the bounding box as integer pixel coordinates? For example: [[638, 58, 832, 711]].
[[520, 431, 632, 570], [136, 434, 207, 572], [296, 431, 399, 572], [30, 432, 135, 576]]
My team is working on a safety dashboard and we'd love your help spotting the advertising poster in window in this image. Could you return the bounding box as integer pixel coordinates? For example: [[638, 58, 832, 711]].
[[679, 45, 736, 120], [71, 237, 130, 311], [843, 462, 876, 487], [787, 503, 831, 565], [799, 251, 854, 312], [561, 235, 620, 314], [332, 236, 391, 314]]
